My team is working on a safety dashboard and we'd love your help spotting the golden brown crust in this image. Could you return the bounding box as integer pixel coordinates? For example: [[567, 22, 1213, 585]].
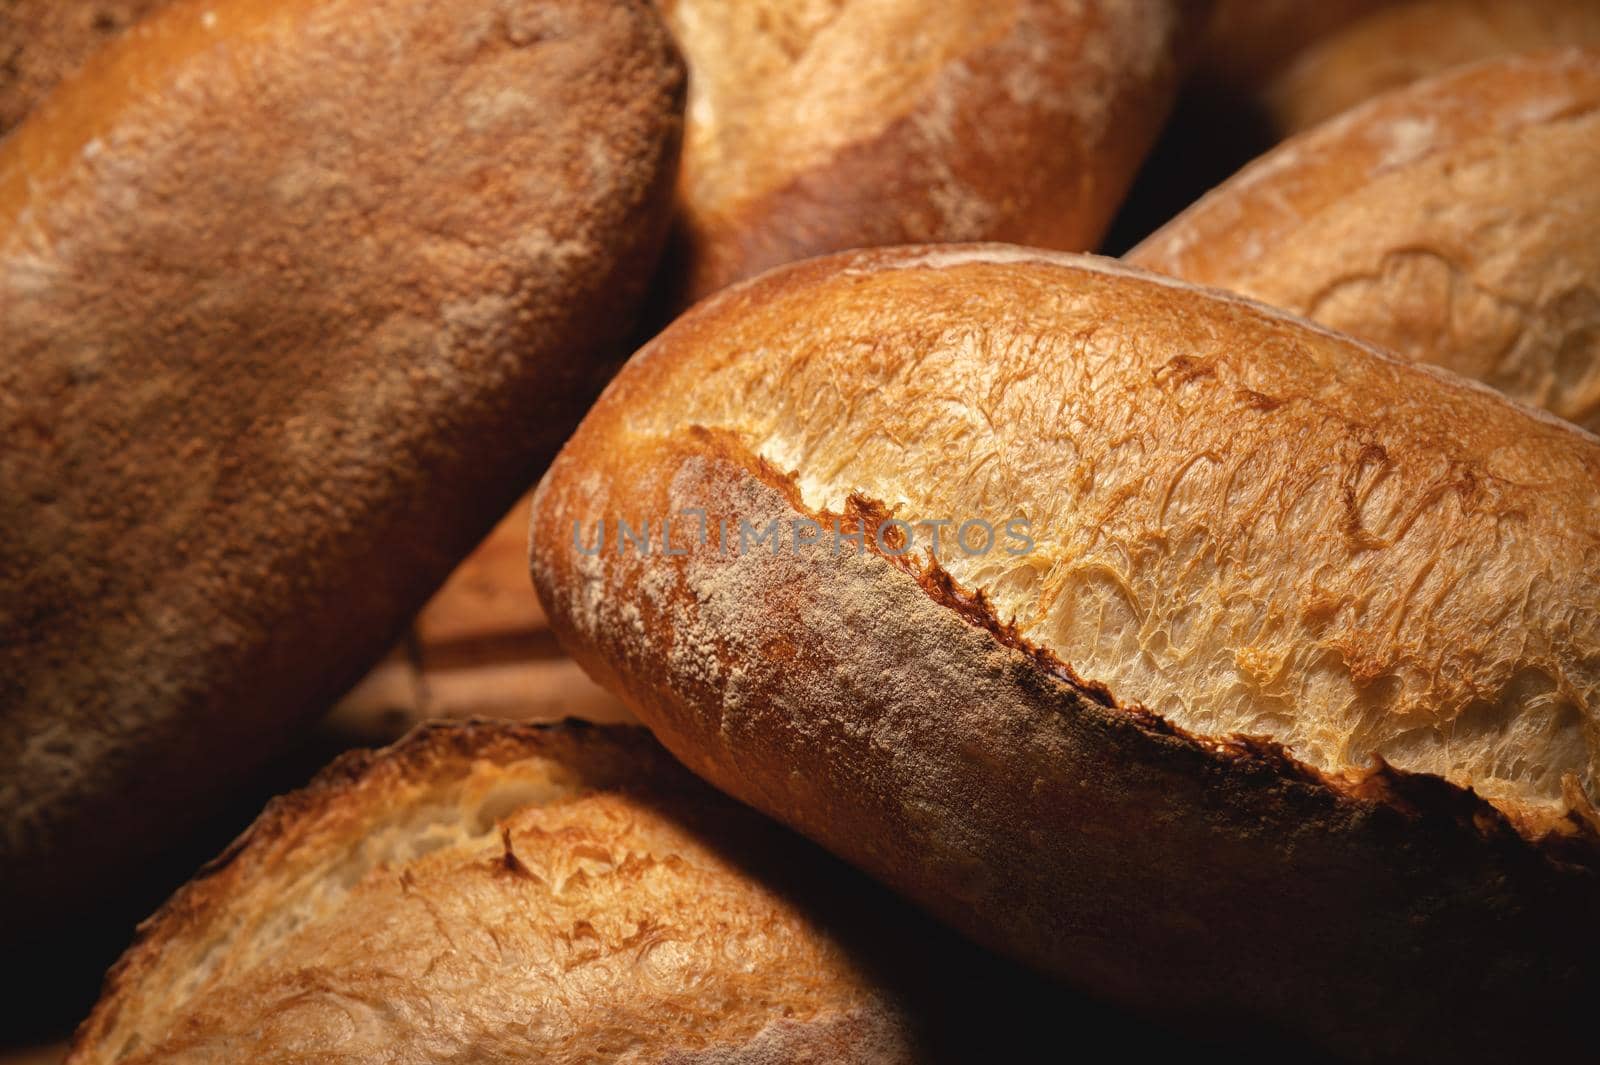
[[1264, 0, 1600, 135], [1130, 49, 1600, 431], [63, 721, 897, 1063], [0, 0, 168, 134], [659, 0, 1197, 304], [530, 244, 1600, 1058], [65, 720, 1153, 1064], [0, 0, 683, 931]]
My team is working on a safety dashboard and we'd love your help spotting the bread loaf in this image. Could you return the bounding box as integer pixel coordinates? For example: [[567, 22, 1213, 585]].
[[0, 1, 166, 134], [530, 244, 1600, 1059], [0, 0, 682, 930], [660, 0, 1197, 304], [1130, 49, 1600, 431], [65, 720, 1187, 1064], [1264, 0, 1600, 135]]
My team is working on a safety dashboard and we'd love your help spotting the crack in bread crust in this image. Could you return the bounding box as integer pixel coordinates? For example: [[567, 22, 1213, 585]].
[[531, 243, 1600, 1058]]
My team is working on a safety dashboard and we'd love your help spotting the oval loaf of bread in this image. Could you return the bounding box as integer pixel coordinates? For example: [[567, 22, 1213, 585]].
[[530, 244, 1600, 1059], [660, 0, 1198, 303], [66, 721, 1174, 1064], [1130, 48, 1600, 430], [0, 0, 682, 929]]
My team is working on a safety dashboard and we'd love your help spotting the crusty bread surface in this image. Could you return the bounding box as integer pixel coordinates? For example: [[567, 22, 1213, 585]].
[[66, 722, 912, 1063], [530, 244, 1600, 1059], [0, 0, 683, 929], [66, 720, 1179, 1064], [659, 0, 1196, 303], [1131, 49, 1600, 431]]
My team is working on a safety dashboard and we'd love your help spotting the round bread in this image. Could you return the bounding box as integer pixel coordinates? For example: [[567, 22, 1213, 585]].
[[1130, 49, 1600, 431], [65, 720, 1184, 1064], [0, 0, 682, 930], [1264, 0, 1600, 135], [530, 244, 1600, 1059], [659, 0, 1197, 304]]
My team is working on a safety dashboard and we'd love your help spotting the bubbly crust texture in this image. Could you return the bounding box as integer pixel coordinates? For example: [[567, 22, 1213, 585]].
[[0, 0, 168, 133], [0, 0, 683, 928], [1264, 0, 1600, 135], [1130, 49, 1600, 431], [65, 722, 926, 1064], [658, 0, 1194, 302], [531, 244, 1600, 1058]]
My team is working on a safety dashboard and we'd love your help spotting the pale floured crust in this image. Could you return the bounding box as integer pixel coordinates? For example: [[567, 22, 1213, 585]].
[[64, 722, 924, 1064], [1265, 0, 1600, 135], [658, 0, 1196, 303], [0, 0, 683, 931], [531, 244, 1600, 1058], [0, 0, 168, 134], [1130, 49, 1600, 431]]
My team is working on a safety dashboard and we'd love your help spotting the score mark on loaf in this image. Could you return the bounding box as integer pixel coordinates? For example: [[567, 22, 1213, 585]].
[[531, 243, 1600, 1060]]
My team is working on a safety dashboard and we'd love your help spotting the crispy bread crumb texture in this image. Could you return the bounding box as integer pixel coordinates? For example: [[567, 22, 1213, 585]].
[[0, 0, 683, 921], [660, 0, 1194, 300], [1132, 49, 1600, 431], [68, 723, 913, 1064]]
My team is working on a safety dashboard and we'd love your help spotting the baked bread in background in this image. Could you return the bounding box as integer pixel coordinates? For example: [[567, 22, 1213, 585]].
[[659, 0, 1200, 305], [531, 244, 1600, 1059], [1263, 0, 1600, 136], [0, 0, 166, 134], [1193, 0, 1398, 93], [0, 0, 683, 932], [66, 720, 1212, 1064], [1130, 49, 1600, 431]]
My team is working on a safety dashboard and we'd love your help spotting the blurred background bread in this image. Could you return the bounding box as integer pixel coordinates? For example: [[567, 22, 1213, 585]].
[[1263, 0, 1600, 136], [530, 245, 1600, 1059], [1131, 48, 1600, 430], [0, 0, 682, 934], [1195, 0, 1400, 93]]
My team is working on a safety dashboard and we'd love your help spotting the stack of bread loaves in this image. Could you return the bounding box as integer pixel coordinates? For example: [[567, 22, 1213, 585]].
[[2, 0, 1597, 1061]]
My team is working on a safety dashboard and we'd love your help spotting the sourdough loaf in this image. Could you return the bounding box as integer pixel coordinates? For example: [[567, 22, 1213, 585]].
[[530, 244, 1600, 1059], [1130, 49, 1600, 431], [0, 0, 682, 929]]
